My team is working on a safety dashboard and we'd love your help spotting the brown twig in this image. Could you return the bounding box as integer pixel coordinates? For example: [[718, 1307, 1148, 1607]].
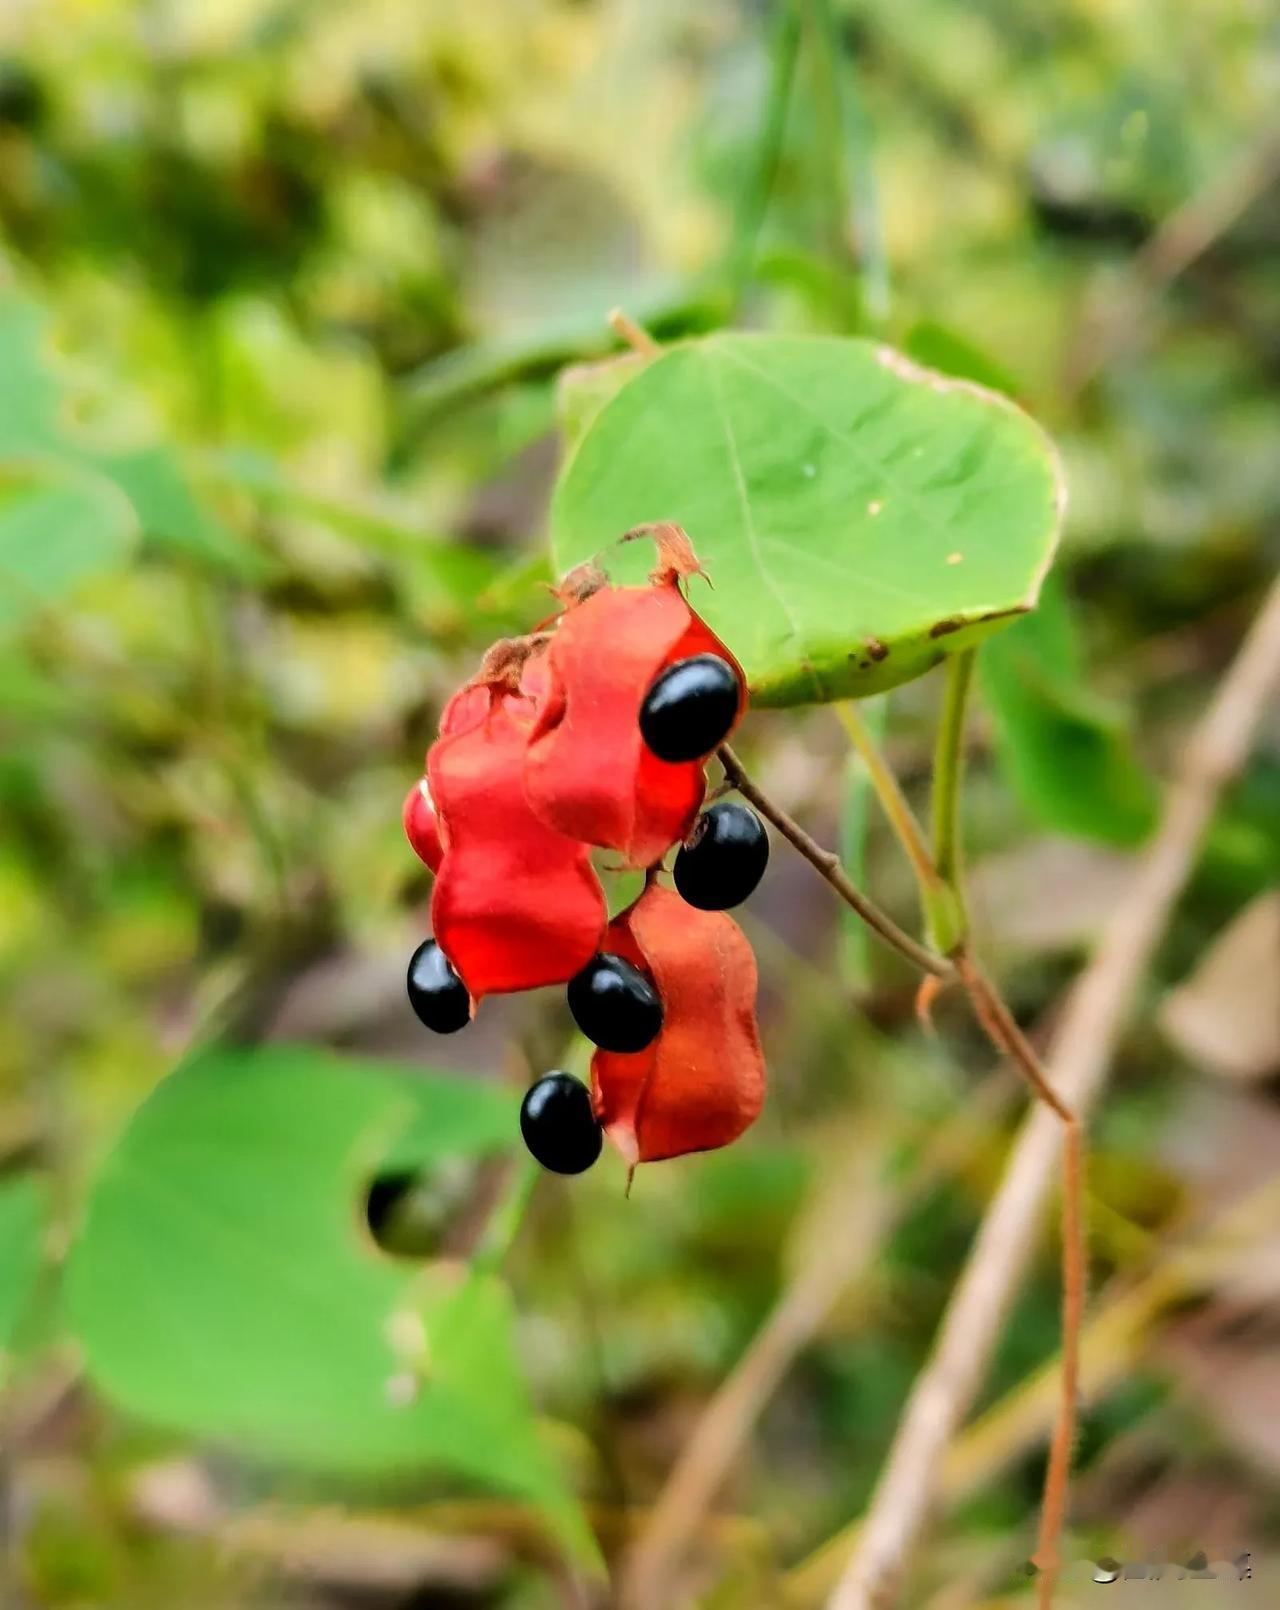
[[608, 308, 659, 356], [1062, 128, 1280, 400], [791, 1172, 1280, 1602], [618, 1149, 889, 1610], [821, 573, 1280, 1609], [721, 727, 1083, 1604], [616, 1078, 1014, 1610], [951, 951, 1084, 1608], [716, 744, 954, 981]]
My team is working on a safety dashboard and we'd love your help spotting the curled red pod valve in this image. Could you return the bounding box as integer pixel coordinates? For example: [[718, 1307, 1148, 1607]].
[[403, 675, 500, 875], [590, 881, 765, 1165], [402, 777, 443, 872], [524, 578, 746, 867], [426, 680, 606, 1001]]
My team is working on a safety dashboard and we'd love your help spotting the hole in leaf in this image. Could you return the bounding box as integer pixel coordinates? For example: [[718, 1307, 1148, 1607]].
[[362, 1158, 484, 1261]]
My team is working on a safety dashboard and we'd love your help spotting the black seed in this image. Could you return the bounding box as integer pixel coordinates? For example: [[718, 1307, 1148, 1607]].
[[673, 802, 769, 910], [406, 939, 471, 1033], [568, 953, 663, 1053], [520, 1073, 603, 1175], [639, 653, 741, 763]]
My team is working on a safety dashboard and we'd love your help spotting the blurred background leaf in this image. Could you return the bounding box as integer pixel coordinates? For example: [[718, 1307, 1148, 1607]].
[[980, 577, 1160, 846], [64, 1044, 597, 1565]]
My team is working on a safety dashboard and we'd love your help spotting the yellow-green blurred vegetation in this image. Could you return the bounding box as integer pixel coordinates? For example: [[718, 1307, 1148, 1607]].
[[1, 0, 1279, 1606]]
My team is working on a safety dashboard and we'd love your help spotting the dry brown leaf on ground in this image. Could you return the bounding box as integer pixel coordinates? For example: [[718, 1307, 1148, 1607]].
[[968, 836, 1137, 954], [1159, 1316, 1280, 1483], [1159, 891, 1280, 1081]]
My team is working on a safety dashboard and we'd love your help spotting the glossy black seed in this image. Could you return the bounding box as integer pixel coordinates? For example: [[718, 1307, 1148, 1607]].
[[520, 1073, 603, 1175], [406, 939, 471, 1034], [568, 953, 663, 1053], [639, 653, 741, 763], [674, 802, 769, 910]]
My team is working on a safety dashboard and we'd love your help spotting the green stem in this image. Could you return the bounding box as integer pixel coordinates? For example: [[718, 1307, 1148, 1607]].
[[804, 0, 854, 276], [931, 648, 976, 942], [833, 702, 964, 953], [473, 1157, 540, 1276], [804, 0, 890, 328], [840, 26, 891, 327], [834, 703, 934, 893], [726, 0, 802, 300]]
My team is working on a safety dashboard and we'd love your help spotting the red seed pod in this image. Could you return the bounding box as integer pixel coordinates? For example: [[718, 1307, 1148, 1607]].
[[524, 581, 746, 867], [591, 881, 765, 1165], [427, 683, 606, 1001], [402, 778, 443, 872]]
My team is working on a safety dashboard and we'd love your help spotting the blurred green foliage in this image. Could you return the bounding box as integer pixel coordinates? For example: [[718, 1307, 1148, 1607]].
[[0, 1, 1278, 1606]]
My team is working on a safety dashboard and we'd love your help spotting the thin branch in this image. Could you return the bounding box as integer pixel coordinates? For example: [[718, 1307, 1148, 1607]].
[[717, 744, 953, 980], [838, 662, 1080, 1596], [620, 1149, 888, 1610], [728, 704, 1083, 1606], [933, 641, 1080, 1607], [952, 954, 1083, 1609], [1062, 127, 1280, 400], [792, 1172, 1280, 1601], [616, 1078, 1013, 1610], [607, 308, 658, 357], [820, 574, 1280, 1609]]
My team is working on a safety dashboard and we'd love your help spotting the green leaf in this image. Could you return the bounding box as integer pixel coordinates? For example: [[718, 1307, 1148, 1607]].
[[0, 294, 259, 578], [0, 473, 137, 637], [901, 320, 1022, 400], [979, 580, 1159, 846], [211, 449, 521, 632], [551, 333, 1065, 706], [0, 1174, 47, 1378], [556, 349, 652, 454], [0, 651, 73, 719], [64, 1045, 597, 1568], [110, 447, 262, 574]]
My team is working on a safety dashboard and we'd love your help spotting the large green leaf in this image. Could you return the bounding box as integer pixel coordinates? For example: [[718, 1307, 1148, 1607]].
[[551, 333, 1065, 706], [980, 579, 1158, 847], [64, 1045, 596, 1567]]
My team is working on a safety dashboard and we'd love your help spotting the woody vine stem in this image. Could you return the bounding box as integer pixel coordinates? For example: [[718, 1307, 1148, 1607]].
[[718, 655, 1084, 1609]]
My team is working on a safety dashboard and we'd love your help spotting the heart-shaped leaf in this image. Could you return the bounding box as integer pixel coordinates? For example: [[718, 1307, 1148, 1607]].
[[64, 1045, 596, 1567], [552, 333, 1065, 706]]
